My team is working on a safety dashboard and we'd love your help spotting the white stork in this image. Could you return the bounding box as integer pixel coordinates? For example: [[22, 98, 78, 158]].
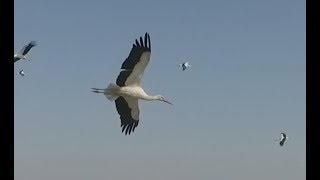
[[14, 41, 37, 63], [275, 132, 289, 147], [179, 62, 191, 71], [19, 70, 25, 77], [92, 33, 173, 135]]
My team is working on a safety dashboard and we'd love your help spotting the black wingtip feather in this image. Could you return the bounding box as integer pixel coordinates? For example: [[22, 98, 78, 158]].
[[140, 37, 144, 47], [135, 39, 140, 46], [144, 33, 148, 48], [148, 33, 151, 50], [120, 32, 151, 70], [30, 41, 37, 46], [121, 121, 139, 135]]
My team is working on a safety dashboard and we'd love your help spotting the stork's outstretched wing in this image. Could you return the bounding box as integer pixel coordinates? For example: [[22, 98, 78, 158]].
[[115, 96, 140, 135], [19, 41, 37, 55], [116, 33, 151, 87]]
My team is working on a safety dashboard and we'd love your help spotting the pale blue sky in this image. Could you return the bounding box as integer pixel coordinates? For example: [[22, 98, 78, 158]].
[[14, 0, 305, 179]]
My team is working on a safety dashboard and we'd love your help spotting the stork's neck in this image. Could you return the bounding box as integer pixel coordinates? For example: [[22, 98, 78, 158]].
[[142, 94, 160, 101]]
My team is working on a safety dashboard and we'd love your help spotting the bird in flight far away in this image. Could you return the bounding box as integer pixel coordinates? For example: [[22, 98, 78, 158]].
[[14, 41, 37, 63], [178, 62, 191, 71], [18, 70, 25, 77], [275, 132, 289, 147]]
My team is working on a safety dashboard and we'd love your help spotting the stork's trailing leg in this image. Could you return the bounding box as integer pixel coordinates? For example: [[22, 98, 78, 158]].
[[92, 83, 120, 101]]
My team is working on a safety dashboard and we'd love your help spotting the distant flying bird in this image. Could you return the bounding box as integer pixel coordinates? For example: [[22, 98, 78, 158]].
[[19, 70, 25, 77], [179, 62, 191, 71], [275, 133, 289, 146], [92, 33, 173, 135], [14, 41, 37, 63]]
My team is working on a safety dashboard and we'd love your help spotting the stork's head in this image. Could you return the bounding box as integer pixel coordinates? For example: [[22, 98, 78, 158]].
[[156, 95, 173, 105]]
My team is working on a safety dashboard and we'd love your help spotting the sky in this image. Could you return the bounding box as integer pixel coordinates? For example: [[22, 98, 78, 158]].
[[14, 0, 305, 179]]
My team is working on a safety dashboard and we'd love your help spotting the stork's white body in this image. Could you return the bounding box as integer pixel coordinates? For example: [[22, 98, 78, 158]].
[[96, 84, 148, 101], [118, 87, 149, 99], [14, 54, 27, 60], [92, 33, 172, 135]]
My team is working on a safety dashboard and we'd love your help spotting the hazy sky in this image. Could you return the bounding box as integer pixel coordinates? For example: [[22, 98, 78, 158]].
[[14, 0, 305, 179]]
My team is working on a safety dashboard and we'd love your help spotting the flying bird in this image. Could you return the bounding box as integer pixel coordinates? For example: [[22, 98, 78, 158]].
[[92, 33, 173, 135], [179, 62, 191, 71], [19, 70, 25, 77], [14, 41, 37, 63], [275, 133, 289, 147]]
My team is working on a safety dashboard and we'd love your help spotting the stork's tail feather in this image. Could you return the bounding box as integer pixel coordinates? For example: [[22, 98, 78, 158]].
[[104, 83, 120, 101]]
